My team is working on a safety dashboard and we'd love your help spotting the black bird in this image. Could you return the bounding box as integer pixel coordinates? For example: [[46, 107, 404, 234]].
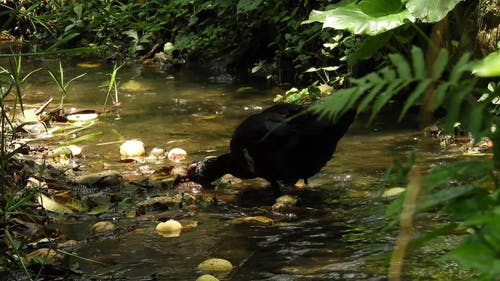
[[176, 103, 355, 193]]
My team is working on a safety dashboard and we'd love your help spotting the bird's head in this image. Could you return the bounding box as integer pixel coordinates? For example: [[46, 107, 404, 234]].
[[174, 157, 224, 188]]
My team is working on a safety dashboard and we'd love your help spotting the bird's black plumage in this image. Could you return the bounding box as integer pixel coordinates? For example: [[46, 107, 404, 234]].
[[178, 103, 355, 192]]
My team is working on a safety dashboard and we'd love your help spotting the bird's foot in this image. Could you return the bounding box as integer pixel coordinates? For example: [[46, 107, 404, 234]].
[[272, 180, 299, 196]]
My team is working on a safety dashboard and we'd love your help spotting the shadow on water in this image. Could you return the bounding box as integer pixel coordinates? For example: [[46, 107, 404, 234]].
[[11, 58, 469, 280]]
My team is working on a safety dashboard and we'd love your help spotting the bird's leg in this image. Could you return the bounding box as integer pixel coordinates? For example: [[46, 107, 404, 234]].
[[272, 180, 296, 196], [270, 181, 282, 197]]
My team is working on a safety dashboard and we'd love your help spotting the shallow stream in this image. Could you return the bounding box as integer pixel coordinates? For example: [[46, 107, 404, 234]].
[[10, 57, 473, 280]]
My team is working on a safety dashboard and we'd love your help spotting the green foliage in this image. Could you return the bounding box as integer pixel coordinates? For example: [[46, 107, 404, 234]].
[[385, 158, 500, 279], [304, 0, 414, 36], [237, 0, 263, 14], [103, 63, 124, 112], [306, 0, 464, 36], [311, 46, 494, 143], [47, 61, 86, 110], [302, 0, 466, 74], [309, 38, 499, 278], [274, 84, 322, 104], [405, 0, 463, 23], [473, 50, 500, 77], [0, 55, 41, 120], [1, 1, 350, 84]]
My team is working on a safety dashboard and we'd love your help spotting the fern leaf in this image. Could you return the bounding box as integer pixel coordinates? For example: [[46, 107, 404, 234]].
[[370, 79, 408, 124], [449, 52, 472, 84], [431, 48, 449, 80], [411, 46, 426, 79], [443, 80, 475, 133], [399, 79, 431, 121], [389, 53, 412, 80], [347, 87, 368, 112], [357, 74, 386, 113], [311, 88, 357, 121], [464, 101, 490, 141], [381, 66, 397, 81], [431, 82, 450, 111]]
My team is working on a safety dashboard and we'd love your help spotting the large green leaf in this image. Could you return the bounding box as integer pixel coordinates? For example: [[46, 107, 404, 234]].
[[447, 228, 500, 278], [405, 0, 463, 23], [305, 0, 415, 35], [472, 50, 500, 77]]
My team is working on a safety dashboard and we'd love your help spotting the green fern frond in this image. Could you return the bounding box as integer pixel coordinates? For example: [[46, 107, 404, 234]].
[[311, 46, 493, 142]]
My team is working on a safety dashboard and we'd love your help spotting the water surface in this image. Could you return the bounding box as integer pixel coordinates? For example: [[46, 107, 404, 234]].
[[11, 58, 470, 280]]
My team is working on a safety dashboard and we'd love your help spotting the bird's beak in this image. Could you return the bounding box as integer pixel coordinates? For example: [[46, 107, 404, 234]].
[[173, 173, 188, 187]]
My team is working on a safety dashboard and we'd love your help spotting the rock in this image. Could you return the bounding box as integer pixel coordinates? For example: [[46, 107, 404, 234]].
[[26, 248, 63, 265], [197, 258, 233, 273], [136, 196, 183, 216], [155, 219, 182, 237], [73, 170, 123, 189], [196, 274, 219, 281], [91, 221, 116, 234], [120, 79, 152, 92], [275, 194, 298, 205], [231, 216, 273, 225], [57, 239, 78, 249]]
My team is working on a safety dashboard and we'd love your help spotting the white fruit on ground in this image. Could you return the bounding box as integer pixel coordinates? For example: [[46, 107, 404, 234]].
[[120, 139, 145, 159], [167, 148, 187, 162], [149, 147, 165, 158]]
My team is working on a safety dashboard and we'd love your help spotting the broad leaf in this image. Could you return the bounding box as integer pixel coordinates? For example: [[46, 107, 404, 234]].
[[447, 233, 500, 277], [416, 185, 475, 212], [349, 32, 392, 63], [324, 7, 414, 36], [473, 50, 500, 77], [305, 0, 415, 36], [422, 161, 490, 190], [405, 0, 463, 23]]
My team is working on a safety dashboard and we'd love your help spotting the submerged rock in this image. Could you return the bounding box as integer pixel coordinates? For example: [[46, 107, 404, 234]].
[[196, 274, 219, 281], [197, 258, 233, 273], [73, 170, 123, 189], [91, 221, 117, 234], [231, 216, 273, 225], [119, 79, 152, 92], [135, 195, 183, 215]]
